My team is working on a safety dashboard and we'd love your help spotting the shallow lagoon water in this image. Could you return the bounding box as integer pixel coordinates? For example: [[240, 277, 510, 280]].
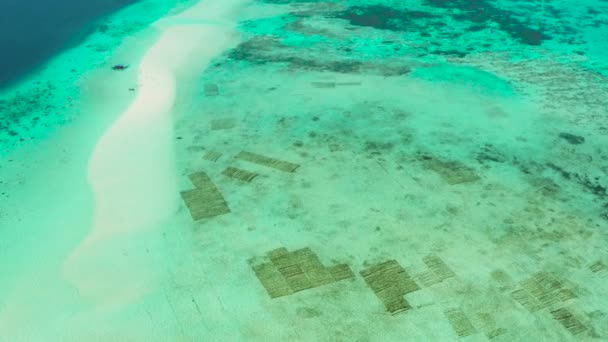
[[0, 0, 146, 88], [1, 0, 607, 340]]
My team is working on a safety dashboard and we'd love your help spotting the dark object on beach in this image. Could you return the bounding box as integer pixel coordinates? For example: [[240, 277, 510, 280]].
[[558, 132, 585, 145], [112, 64, 128, 71]]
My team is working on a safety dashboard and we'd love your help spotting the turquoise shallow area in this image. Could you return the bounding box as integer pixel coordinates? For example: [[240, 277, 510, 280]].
[[2, 0, 608, 340], [0, 0, 138, 88], [0, 0, 195, 155], [169, 0, 608, 340]]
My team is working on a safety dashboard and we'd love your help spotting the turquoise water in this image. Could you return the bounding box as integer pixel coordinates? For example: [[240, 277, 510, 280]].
[[0, 0, 195, 155], [0, 0, 140, 89], [1, 0, 608, 340]]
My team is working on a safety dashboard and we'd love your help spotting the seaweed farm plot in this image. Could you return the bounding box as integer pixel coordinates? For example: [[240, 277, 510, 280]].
[[419, 156, 481, 185], [589, 260, 608, 277], [360, 260, 420, 315], [250, 247, 355, 298], [510, 271, 590, 336], [416, 254, 457, 287], [199, 148, 300, 184], [472, 313, 507, 339], [202, 150, 222, 162], [210, 118, 236, 131], [310, 81, 363, 88], [510, 271, 577, 313], [222, 166, 259, 182], [204, 83, 220, 97], [180, 171, 230, 221], [550, 308, 588, 336], [236, 151, 300, 173], [443, 308, 477, 338]]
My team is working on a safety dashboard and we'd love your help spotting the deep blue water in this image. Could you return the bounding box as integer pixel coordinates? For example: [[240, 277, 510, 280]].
[[0, 0, 137, 89]]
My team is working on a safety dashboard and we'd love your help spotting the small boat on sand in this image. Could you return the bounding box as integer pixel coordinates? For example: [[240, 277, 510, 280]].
[[112, 64, 128, 70]]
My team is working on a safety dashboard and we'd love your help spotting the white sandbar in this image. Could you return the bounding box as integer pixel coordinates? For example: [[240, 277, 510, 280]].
[[63, 0, 247, 310]]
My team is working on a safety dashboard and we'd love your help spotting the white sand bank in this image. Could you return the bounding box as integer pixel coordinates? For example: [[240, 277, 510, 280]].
[[62, 0, 248, 309], [0, 18, 159, 340]]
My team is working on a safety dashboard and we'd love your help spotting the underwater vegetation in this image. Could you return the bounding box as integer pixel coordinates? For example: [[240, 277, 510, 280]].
[[227, 36, 411, 76], [257, 0, 605, 60], [425, 0, 551, 45], [0, 83, 67, 152], [333, 5, 441, 32], [558, 132, 585, 145]]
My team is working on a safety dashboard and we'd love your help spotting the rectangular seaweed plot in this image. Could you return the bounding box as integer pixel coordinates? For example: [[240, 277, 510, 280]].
[[292, 248, 335, 287], [210, 118, 236, 130], [360, 260, 420, 315], [444, 308, 477, 337], [311, 82, 336, 88], [252, 262, 294, 298], [270, 248, 314, 292], [421, 158, 480, 185], [474, 312, 506, 339], [418, 254, 456, 287], [203, 150, 222, 162], [236, 151, 300, 173], [511, 289, 542, 312], [181, 172, 230, 220], [222, 167, 258, 182], [180, 188, 230, 220], [188, 171, 214, 189], [251, 247, 354, 298], [204, 83, 219, 96], [589, 260, 607, 275], [521, 272, 563, 309], [328, 264, 356, 282], [511, 271, 575, 312], [550, 308, 587, 335]]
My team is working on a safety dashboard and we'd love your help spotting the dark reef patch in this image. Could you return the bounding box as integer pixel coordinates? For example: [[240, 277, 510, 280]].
[[332, 5, 440, 32], [0, 82, 63, 152], [227, 36, 411, 76], [425, 0, 552, 45], [558, 132, 585, 145], [476, 144, 506, 164], [547, 162, 572, 180], [227, 36, 283, 64], [547, 162, 607, 198]]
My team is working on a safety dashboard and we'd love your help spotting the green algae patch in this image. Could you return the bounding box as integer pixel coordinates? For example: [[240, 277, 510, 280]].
[[410, 64, 514, 96]]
